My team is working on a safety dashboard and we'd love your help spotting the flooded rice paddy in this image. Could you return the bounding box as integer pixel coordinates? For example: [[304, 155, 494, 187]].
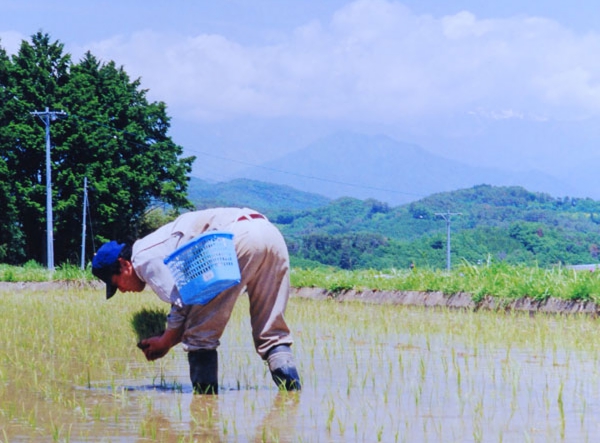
[[2, 287, 600, 442]]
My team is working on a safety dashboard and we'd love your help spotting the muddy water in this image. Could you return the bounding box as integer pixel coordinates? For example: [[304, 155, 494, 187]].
[[2, 295, 600, 442]]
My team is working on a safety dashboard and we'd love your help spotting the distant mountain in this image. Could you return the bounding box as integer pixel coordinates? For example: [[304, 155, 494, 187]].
[[187, 177, 330, 213], [230, 132, 581, 206]]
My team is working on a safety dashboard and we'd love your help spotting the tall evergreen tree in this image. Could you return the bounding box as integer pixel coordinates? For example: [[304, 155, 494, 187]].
[[58, 52, 194, 262], [0, 43, 24, 263], [0, 32, 194, 265], [2, 32, 70, 264]]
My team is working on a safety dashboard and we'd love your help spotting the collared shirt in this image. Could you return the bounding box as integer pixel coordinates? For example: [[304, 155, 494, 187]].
[[130, 208, 259, 330]]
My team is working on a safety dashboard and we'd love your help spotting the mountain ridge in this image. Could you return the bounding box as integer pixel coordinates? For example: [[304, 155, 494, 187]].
[[187, 176, 331, 212], [228, 131, 582, 205], [185, 178, 600, 270]]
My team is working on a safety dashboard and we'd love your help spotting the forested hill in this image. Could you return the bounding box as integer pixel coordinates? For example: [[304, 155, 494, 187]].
[[271, 184, 600, 269], [188, 177, 330, 212]]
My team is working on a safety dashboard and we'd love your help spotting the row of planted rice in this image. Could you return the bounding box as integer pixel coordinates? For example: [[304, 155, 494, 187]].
[[2, 284, 600, 442]]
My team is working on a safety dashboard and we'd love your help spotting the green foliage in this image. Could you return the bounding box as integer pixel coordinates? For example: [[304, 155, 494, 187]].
[[273, 185, 600, 270], [289, 231, 388, 270], [137, 207, 179, 239], [0, 32, 194, 266], [188, 177, 330, 213], [0, 260, 50, 281], [290, 267, 370, 292], [0, 260, 599, 304], [185, 181, 600, 271], [55, 262, 90, 281], [0, 260, 89, 281], [289, 255, 327, 269], [290, 263, 600, 303], [566, 270, 600, 301]]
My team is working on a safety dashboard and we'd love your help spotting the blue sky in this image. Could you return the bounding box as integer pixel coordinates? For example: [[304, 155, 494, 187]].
[[3, 0, 600, 193]]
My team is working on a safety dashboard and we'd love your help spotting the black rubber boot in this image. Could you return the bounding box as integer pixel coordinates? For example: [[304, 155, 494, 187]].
[[267, 345, 301, 391], [188, 349, 219, 394]]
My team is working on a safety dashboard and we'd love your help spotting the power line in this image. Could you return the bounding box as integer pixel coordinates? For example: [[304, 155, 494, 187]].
[[186, 147, 426, 198], [69, 113, 427, 199]]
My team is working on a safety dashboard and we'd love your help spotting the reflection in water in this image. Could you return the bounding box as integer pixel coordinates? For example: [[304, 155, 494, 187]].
[[189, 395, 225, 442], [131, 389, 302, 443], [252, 391, 301, 443], [7, 296, 600, 442]]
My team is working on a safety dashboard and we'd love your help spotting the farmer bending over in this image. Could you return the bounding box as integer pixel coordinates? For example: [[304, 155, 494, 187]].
[[91, 208, 301, 393]]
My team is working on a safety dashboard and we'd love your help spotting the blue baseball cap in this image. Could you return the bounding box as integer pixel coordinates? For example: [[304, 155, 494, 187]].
[[92, 240, 125, 299]]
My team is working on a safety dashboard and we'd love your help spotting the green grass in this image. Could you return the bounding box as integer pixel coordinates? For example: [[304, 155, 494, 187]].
[[0, 260, 89, 282], [3, 260, 600, 302], [290, 262, 600, 303]]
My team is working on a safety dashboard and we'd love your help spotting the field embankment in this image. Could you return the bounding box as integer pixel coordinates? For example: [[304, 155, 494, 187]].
[[0, 281, 593, 316], [292, 287, 600, 316]]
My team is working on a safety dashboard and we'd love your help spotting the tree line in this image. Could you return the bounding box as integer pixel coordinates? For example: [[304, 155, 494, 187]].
[[269, 185, 600, 270], [0, 32, 193, 265]]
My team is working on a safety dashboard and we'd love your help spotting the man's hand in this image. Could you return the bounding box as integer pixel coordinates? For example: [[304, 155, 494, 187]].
[[140, 335, 170, 360], [139, 328, 182, 361]]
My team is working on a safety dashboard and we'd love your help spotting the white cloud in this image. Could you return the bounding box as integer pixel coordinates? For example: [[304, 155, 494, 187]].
[[73, 0, 600, 124], [468, 108, 524, 120]]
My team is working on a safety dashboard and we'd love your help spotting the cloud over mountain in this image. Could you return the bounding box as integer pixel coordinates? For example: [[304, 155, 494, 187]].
[[79, 0, 600, 126]]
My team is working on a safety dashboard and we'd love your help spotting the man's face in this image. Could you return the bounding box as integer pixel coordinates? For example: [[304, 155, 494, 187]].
[[111, 258, 146, 293]]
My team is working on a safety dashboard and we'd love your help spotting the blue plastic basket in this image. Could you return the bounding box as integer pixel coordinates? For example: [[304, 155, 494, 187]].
[[164, 231, 241, 305]]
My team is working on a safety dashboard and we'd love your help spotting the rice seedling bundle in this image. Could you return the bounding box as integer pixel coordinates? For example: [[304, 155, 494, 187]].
[[130, 307, 168, 346]]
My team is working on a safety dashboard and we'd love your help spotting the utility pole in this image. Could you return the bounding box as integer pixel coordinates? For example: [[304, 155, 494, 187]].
[[30, 107, 68, 270], [435, 211, 461, 271], [81, 177, 88, 270]]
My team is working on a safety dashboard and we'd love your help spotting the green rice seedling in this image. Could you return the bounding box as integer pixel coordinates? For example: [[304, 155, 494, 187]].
[[7, 281, 600, 442], [131, 307, 168, 346], [557, 380, 565, 436]]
